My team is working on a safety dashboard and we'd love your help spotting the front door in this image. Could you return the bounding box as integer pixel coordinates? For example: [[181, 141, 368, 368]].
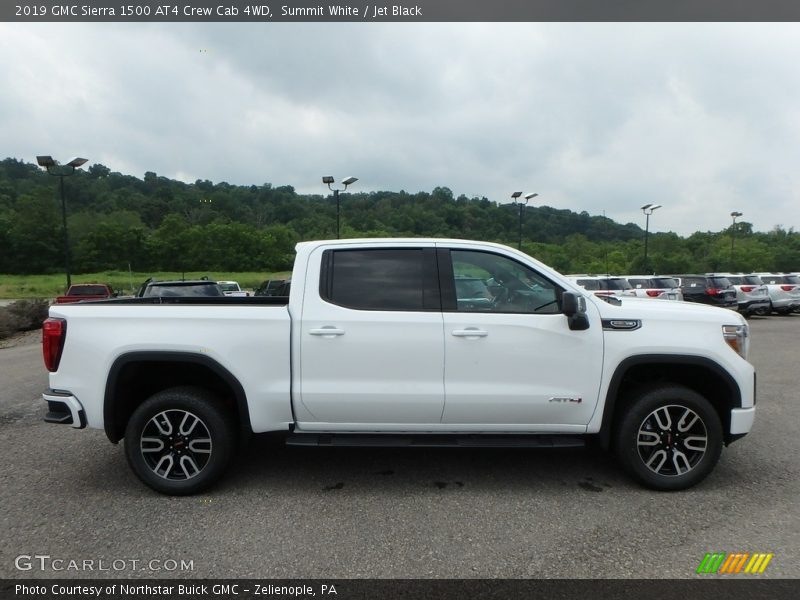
[[440, 246, 604, 428]]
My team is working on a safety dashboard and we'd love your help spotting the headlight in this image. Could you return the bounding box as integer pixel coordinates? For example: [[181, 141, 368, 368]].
[[722, 324, 749, 359]]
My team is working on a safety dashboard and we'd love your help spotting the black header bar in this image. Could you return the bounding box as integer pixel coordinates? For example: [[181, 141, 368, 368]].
[[2, 579, 799, 600], [4, 0, 800, 23]]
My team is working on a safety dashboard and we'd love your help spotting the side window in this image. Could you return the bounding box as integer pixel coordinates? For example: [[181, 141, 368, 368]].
[[450, 250, 561, 314], [321, 248, 433, 311]]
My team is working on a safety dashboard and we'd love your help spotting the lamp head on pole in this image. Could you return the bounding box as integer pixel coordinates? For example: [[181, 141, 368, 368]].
[[67, 158, 88, 168]]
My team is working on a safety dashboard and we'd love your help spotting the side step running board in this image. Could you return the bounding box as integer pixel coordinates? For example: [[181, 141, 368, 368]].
[[286, 433, 585, 449]]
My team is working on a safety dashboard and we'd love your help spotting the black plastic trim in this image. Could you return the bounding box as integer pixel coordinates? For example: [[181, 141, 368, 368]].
[[286, 433, 585, 448], [42, 393, 87, 428], [103, 352, 252, 443], [598, 354, 743, 449]]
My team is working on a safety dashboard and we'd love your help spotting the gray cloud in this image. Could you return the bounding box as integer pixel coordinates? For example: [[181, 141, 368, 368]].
[[2, 22, 798, 235]]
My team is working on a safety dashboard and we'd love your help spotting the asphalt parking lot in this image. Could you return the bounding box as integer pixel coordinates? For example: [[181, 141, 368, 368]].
[[0, 316, 798, 580]]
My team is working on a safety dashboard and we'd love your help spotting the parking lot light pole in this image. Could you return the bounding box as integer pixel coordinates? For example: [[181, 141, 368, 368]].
[[323, 176, 358, 239], [730, 211, 743, 268], [640, 203, 662, 272], [37, 155, 88, 290], [512, 192, 538, 250]]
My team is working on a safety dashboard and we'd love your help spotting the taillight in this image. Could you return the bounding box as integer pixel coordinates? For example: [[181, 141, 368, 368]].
[[646, 290, 661, 297], [706, 288, 719, 296], [780, 285, 795, 292], [740, 286, 754, 292], [42, 317, 67, 372]]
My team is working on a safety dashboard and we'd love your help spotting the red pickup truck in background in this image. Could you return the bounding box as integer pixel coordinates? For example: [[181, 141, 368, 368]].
[[54, 283, 116, 304]]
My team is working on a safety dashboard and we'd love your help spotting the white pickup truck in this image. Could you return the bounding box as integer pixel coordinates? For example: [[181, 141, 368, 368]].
[[42, 239, 756, 495]]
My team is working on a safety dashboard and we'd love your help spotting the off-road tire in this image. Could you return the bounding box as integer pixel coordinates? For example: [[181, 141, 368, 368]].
[[615, 385, 723, 491], [124, 386, 237, 495]]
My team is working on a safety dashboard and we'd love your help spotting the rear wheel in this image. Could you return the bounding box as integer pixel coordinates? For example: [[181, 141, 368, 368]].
[[615, 385, 723, 491], [124, 386, 236, 495]]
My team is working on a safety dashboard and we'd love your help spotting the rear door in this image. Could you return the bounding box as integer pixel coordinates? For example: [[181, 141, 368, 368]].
[[296, 244, 445, 427], [439, 245, 604, 429]]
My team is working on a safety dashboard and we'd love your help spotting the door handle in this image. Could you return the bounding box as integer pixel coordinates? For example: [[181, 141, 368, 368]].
[[309, 327, 345, 337], [451, 329, 488, 338]]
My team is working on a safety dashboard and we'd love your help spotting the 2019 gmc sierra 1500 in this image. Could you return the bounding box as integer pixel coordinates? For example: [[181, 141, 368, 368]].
[[42, 239, 755, 495]]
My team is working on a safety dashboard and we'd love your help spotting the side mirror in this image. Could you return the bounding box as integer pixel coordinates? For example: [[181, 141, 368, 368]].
[[562, 291, 590, 331]]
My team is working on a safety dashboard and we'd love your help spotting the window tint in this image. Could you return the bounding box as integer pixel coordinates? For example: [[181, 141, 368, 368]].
[[650, 277, 678, 289], [605, 278, 632, 290], [709, 277, 732, 288], [325, 249, 426, 311], [577, 279, 599, 290], [70, 285, 109, 296], [682, 277, 705, 288], [145, 284, 224, 297], [628, 278, 649, 288], [450, 250, 560, 314], [743, 276, 763, 285], [726, 276, 743, 285], [783, 275, 800, 285]]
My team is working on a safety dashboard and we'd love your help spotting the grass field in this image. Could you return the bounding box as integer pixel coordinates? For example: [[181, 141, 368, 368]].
[[0, 271, 292, 299]]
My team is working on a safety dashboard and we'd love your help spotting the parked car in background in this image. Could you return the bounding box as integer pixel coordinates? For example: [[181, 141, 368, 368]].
[[54, 283, 116, 304], [218, 281, 249, 297], [707, 274, 770, 317], [624, 276, 683, 301], [752, 273, 800, 314], [674, 275, 737, 310], [136, 279, 225, 298], [565, 275, 636, 299], [255, 279, 292, 297]]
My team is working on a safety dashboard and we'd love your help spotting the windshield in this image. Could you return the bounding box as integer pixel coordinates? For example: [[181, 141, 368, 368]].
[[743, 275, 763, 285], [709, 277, 733, 288], [219, 283, 240, 292], [603, 278, 632, 290], [783, 275, 800, 285], [144, 284, 224, 297], [726, 276, 743, 285], [650, 277, 678, 289], [69, 285, 108, 296]]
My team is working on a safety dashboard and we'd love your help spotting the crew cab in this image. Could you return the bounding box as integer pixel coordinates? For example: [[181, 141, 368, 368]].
[[42, 239, 756, 495], [54, 283, 115, 304]]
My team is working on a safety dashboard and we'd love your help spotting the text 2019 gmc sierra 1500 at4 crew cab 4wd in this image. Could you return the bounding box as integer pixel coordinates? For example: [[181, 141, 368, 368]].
[[41, 239, 756, 495]]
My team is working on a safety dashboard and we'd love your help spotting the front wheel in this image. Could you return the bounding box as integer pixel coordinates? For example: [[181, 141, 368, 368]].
[[615, 385, 723, 491], [124, 386, 237, 495]]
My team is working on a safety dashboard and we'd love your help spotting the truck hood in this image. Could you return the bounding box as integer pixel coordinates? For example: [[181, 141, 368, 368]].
[[590, 296, 747, 326]]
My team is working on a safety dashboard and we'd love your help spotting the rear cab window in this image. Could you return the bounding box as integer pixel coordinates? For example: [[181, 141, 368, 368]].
[[319, 248, 439, 311]]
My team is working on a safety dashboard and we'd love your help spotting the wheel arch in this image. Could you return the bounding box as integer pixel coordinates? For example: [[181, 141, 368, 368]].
[[104, 351, 252, 443], [597, 354, 742, 450]]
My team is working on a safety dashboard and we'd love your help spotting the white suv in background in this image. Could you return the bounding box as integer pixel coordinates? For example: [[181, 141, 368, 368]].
[[565, 275, 637, 299], [624, 276, 683, 301], [707, 273, 770, 317], [753, 273, 800, 314]]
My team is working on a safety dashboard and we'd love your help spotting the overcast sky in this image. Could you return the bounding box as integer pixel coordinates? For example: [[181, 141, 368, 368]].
[[1, 22, 798, 235]]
